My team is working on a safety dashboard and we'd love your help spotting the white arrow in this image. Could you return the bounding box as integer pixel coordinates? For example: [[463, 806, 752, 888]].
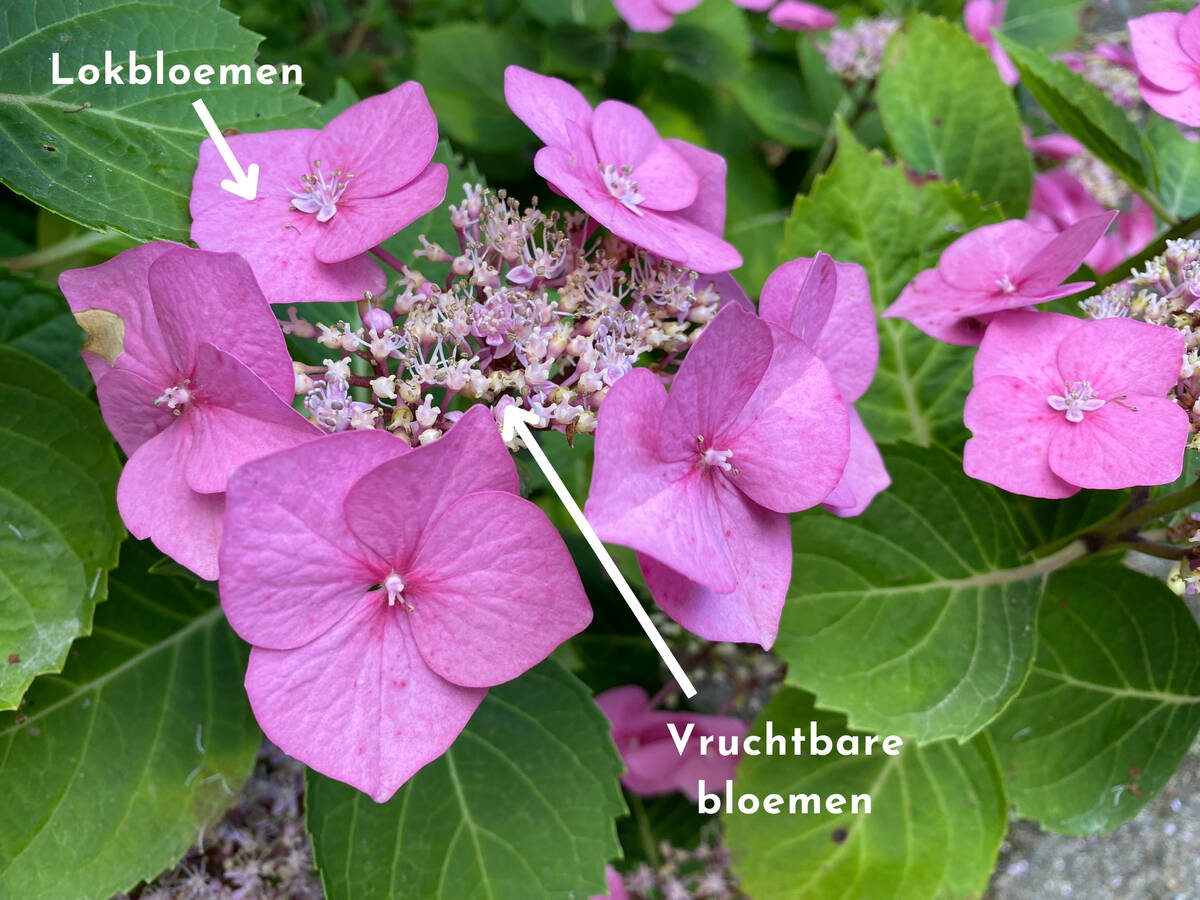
[[191, 98, 259, 201], [502, 406, 697, 698]]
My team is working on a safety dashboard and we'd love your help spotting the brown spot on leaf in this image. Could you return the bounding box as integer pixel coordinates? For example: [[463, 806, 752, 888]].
[[6, 654, 18, 664], [831, 828, 848, 844]]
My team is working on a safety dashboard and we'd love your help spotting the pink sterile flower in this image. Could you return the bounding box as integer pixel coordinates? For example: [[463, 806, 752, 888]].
[[759, 252, 890, 517], [595, 685, 748, 801], [965, 0, 1018, 86], [767, 1, 837, 32], [591, 866, 630, 900], [964, 310, 1188, 498], [503, 66, 741, 274], [218, 405, 592, 802], [1025, 130, 1085, 161], [884, 212, 1116, 345], [612, 0, 701, 32], [1130, 7, 1200, 126], [59, 244, 320, 580], [584, 304, 849, 648], [190, 82, 448, 303]]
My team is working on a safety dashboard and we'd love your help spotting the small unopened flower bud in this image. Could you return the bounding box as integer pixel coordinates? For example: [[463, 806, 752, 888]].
[[363, 307, 393, 333], [324, 357, 352, 383], [317, 324, 344, 349], [416, 394, 441, 428], [398, 379, 422, 404], [451, 255, 473, 276], [350, 407, 379, 430], [294, 367, 315, 395], [418, 427, 442, 445], [370, 375, 397, 400]]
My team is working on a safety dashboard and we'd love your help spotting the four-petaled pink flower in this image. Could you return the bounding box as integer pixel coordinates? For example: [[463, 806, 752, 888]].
[[503, 66, 741, 273], [759, 252, 890, 517], [218, 405, 592, 801], [884, 212, 1116, 345], [964, 311, 1188, 498], [191, 83, 448, 304], [1130, 7, 1200, 127], [595, 685, 748, 801], [965, 0, 1018, 86], [60, 244, 320, 580], [584, 304, 849, 648]]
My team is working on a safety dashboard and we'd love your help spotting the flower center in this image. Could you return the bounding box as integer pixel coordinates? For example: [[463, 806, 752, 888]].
[[697, 435, 736, 473], [600, 164, 645, 216], [290, 160, 353, 222], [996, 273, 1017, 294], [383, 572, 407, 608], [154, 382, 192, 415], [1047, 380, 1106, 422]]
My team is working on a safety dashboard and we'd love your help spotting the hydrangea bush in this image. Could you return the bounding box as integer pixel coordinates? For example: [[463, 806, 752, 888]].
[[2, 1, 1200, 898]]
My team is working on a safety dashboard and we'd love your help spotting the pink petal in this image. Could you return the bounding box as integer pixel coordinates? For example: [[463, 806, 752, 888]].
[[94, 368, 174, 457], [314, 163, 448, 264], [309, 82, 439, 198], [974, 309, 1083, 395], [611, 0, 676, 31], [758, 254, 878, 402], [658, 0, 702, 12], [403, 491, 592, 687], [629, 142, 699, 213], [722, 323, 850, 514], [595, 684, 652, 728], [963, 0, 1000, 40], [1179, 6, 1200, 64], [963, 375, 1078, 499], [593, 867, 629, 900], [342, 405, 517, 568], [183, 344, 321, 495], [665, 139, 728, 235], [768, 1, 837, 32], [244, 591, 486, 803], [650, 212, 743, 273], [585, 368, 738, 593], [938, 220, 1055, 293], [219, 430, 410, 650], [990, 43, 1020, 87], [1016, 211, 1116, 293], [883, 269, 996, 346], [639, 480, 791, 648], [190, 129, 386, 304], [821, 407, 890, 518], [504, 66, 594, 148], [147, 247, 295, 400], [1138, 77, 1200, 127], [116, 423, 226, 580], [591, 101, 665, 169], [1048, 396, 1189, 490], [1026, 132, 1085, 161], [659, 305, 771, 462], [1129, 13, 1196, 91], [1055, 317, 1186, 398], [59, 242, 178, 386]]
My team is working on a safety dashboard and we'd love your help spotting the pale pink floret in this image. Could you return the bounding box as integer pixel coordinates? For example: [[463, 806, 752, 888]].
[[884, 212, 1115, 345], [59, 245, 319, 579], [612, 0, 701, 32], [218, 405, 592, 801], [768, 1, 837, 32], [503, 66, 741, 274], [759, 252, 890, 516], [964, 311, 1188, 498], [190, 82, 448, 303], [591, 866, 630, 900], [584, 305, 849, 648], [595, 685, 748, 801], [1130, 8, 1200, 126], [965, 0, 1018, 86]]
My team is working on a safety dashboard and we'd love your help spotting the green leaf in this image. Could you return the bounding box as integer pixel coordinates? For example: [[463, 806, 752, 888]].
[[725, 688, 1006, 900], [415, 23, 539, 151], [782, 121, 1003, 444], [0, 268, 88, 392], [0, 0, 318, 241], [616, 793, 703, 869], [0, 542, 262, 900], [728, 62, 828, 148], [987, 563, 1200, 835], [776, 444, 1047, 743], [0, 346, 123, 709], [628, 0, 751, 84], [1149, 117, 1200, 219], [307, 660, 625, 900], [520, 0, 618, 27], [878, 15, 1032, 217], [998, 36, 1149, 190], [1001, 0, 1083, 50]]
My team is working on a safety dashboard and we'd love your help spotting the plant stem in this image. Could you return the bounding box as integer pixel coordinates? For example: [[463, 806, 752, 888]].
[[1088, 478, 1200, 545], [1090, 207, 1200, 294], [628, 793, 660, 868], [1110, 539, 1196, 561], [1, 230, 116, 271], [370, 245, 408, 274]]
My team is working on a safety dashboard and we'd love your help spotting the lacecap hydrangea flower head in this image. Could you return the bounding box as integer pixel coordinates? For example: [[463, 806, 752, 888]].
[[218, 404, 592, 801], [503, 65, 741, 273], [59, 243, 319, 579], [585, 304, 849, 648], [963, 310, 1189, 498], [190, 82, 448, 303]]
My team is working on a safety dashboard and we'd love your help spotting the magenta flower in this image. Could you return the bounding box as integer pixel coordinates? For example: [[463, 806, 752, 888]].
[[964, 0, 1018, 86], [59, 244, 319, 580], [759, 252, 890, 516], [503, 66, 741, 274], [884, 212, 1115, 345], [767, 1, 837, 32], [584, 305, 849, 648], [591, 867, 629, 900], [1130, 7, 1200, 126], [595, 685, 747, 801], [218, 405, 592, 801], [612, 0, 701, 32], [964, 311, 1188, 498], [190, 83, 448, 303], [1025, 130, 1085, 161]]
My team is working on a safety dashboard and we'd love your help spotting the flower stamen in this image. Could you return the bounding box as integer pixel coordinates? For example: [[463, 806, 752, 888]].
[[600, 164, 645, 215], [1047, 380, 1107, 422], [290, 160, 354, 222]]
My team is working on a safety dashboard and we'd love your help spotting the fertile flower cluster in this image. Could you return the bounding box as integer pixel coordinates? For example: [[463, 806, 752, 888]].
[[286, 186, 727, 442], [1080, 239, 1200, 441], [821, 16, 899, 82], [595, 837, 740, 900], [1059, 40, 1141, 111]]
